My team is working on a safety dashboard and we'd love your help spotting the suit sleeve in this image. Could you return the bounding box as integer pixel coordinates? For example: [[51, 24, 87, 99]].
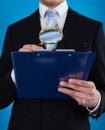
[[88, 23, 105, 118], [0, 26, 17, 109]]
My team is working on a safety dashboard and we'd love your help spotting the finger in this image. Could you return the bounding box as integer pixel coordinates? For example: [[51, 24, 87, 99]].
[[74, 97, 87, 107], [68, 79, 95, 89], [60, 81, 95, 95], [23, 44, 43, 51], [58, 86, 88, 99], [19, 48, 32, 52], [59, 81, 87, 93], [58, 87, 91, 106], [59, 81, 82, 91]]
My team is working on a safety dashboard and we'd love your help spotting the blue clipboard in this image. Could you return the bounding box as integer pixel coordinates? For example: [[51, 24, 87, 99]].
[[11, 50, 96, 99]]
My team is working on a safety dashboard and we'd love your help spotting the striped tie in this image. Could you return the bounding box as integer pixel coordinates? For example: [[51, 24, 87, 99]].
[[45, 10, 58, 50], [46, 10, 58, 27]]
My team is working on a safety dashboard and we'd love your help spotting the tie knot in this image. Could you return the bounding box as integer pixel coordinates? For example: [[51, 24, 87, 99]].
[[45, 10, 56, 18]]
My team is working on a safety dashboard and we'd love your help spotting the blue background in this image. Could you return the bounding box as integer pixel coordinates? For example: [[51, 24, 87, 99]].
[[0, 0, 105, 130]]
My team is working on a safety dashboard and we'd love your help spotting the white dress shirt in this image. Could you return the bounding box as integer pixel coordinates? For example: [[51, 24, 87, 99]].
[[11, 0, 101, 116], [39, 0, 68, 30]]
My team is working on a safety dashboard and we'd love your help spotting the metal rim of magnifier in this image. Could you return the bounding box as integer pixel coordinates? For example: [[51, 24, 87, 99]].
[[39, 26, 63, 45]]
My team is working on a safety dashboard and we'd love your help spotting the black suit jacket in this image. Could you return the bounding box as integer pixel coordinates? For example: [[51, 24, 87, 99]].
[[0, 8, 105, 130]]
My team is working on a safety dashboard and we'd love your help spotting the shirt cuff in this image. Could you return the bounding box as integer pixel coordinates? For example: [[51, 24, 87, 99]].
[[11, 69, 16, 85], [86, 91, 101, 116]]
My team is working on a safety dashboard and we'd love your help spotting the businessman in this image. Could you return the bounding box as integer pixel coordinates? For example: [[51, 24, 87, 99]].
[[0, 0, 105, 130]]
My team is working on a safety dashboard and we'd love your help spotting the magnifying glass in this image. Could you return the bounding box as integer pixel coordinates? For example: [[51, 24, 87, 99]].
[[39, 26, 63, 46]]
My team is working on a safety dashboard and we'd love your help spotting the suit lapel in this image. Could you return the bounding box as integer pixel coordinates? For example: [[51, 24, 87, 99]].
[[30, 9, 41, 44]]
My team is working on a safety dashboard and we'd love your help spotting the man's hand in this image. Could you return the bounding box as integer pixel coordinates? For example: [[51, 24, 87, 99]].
[[19, 44, 44, 52], [58, 79, 100, 108]]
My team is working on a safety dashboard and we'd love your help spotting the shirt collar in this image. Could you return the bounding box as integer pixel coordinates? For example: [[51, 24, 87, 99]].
[[39, 0, 68, 18]]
